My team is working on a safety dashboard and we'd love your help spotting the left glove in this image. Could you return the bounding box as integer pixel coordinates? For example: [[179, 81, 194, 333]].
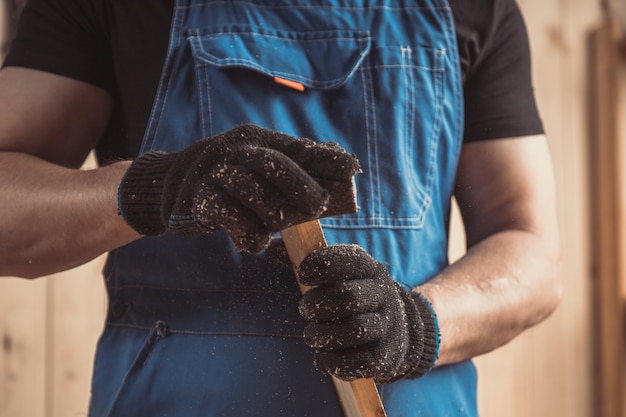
[[118, 124, 360, 253], [298, 244, 440, 383]]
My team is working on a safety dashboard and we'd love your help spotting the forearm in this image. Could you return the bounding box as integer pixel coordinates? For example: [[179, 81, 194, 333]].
[[416, 228, 562, 366], [0, 152, 139, 278]]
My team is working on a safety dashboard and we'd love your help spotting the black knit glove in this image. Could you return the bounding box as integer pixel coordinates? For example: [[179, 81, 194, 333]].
[[298, 244, 440, 383], [118, 124, 360, 253]]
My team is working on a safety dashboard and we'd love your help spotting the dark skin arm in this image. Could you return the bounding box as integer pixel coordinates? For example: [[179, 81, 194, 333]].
[[417, 135, 562, 365], [0, 67, 562, 369], [0, 67, 139, 278]]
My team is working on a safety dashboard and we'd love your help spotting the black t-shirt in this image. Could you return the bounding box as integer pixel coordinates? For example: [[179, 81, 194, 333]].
[[4, 0, 543, 164]]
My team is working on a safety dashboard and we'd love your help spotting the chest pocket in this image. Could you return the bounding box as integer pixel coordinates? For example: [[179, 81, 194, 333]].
[[187, 25, 446, 230]]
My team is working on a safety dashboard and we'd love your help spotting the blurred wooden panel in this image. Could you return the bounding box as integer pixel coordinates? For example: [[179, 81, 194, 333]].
[[0, 260, 107, 417], [0, 278, 47, 417], [552, 0, 598, 416], [464, 0, 599, 416], [528, 0, 598, 415], [48, 258, 107, 417], [514, 0, 569, 415], [588, 18, 626, 417]]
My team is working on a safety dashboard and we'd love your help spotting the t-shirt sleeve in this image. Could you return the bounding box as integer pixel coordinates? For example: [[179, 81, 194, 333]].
[[3, 0, 114, 93], [453, 0, 544, 142]]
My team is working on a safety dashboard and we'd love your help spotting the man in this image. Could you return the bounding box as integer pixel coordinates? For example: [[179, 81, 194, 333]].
[[0, 0, 562, 415]]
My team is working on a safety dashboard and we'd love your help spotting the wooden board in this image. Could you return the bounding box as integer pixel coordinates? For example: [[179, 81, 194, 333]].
[[0, 278, 47, 417], [588, 18, 625, 417], [282, 221, 387, 417], [470, 1, 600, 416]]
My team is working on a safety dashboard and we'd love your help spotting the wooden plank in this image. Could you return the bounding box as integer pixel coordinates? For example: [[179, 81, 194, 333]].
[[468, 1, 599, 416], [526, 0, 600, 416], [588, 18, 625, 417], [556, 1, 602, 416], [471, 0, 567, 415], [282, 221, 387, 417], [518, 2, 567, 415], [48, 257, 107, 417], [0, 278, 47, 417]]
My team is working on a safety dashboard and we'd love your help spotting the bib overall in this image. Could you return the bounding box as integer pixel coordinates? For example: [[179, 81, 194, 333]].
[[88, 1, 478, 415]]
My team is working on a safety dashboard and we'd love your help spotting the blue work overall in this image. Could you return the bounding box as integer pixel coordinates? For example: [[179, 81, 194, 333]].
[[88, 1, 477, 415]]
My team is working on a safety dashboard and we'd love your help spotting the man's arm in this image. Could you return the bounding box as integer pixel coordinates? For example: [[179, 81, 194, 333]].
[[0, 67, 139, 278], [418, 135, 562, 365]]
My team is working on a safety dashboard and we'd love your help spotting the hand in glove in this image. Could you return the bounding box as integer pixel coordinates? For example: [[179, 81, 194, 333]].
[[298, 244, 440, 383], [118, 124, 360, 253]]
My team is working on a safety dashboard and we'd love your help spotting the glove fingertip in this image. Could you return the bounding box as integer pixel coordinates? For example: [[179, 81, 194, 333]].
[[231, 232, 272, 254], [297, 244, 375, 286]]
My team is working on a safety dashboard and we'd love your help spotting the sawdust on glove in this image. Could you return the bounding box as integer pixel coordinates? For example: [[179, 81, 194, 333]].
[[118, 124, 361, 253], [298, 244, 440, 383]]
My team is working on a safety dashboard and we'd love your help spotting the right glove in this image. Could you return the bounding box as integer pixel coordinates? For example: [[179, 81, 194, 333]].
[[298, 244, 440, 383], [118, 124, 361, 253]]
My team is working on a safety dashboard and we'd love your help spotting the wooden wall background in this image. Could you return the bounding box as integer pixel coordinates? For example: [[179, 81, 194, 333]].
[[0, 0, 613, 416]]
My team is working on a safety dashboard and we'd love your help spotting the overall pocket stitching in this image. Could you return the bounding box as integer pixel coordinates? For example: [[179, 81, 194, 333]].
[[339, 46, 444, 228], [359, 59, 378, 226], [105, 323, 306, 341], [402, 46, 416, 215], [424, 49, 446, 199], [188, 29, 371, 90], [196, 59, 209, 138], [183, 30, 445, 229]]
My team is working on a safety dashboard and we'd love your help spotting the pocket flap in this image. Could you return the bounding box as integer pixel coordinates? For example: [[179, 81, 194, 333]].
[[188, 26, 371, 90]]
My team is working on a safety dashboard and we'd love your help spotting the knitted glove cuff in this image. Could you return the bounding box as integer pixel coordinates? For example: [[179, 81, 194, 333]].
[[377, 289, 440, 384], [118, 151, 178, 236], [405, 292, 441, 379]]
